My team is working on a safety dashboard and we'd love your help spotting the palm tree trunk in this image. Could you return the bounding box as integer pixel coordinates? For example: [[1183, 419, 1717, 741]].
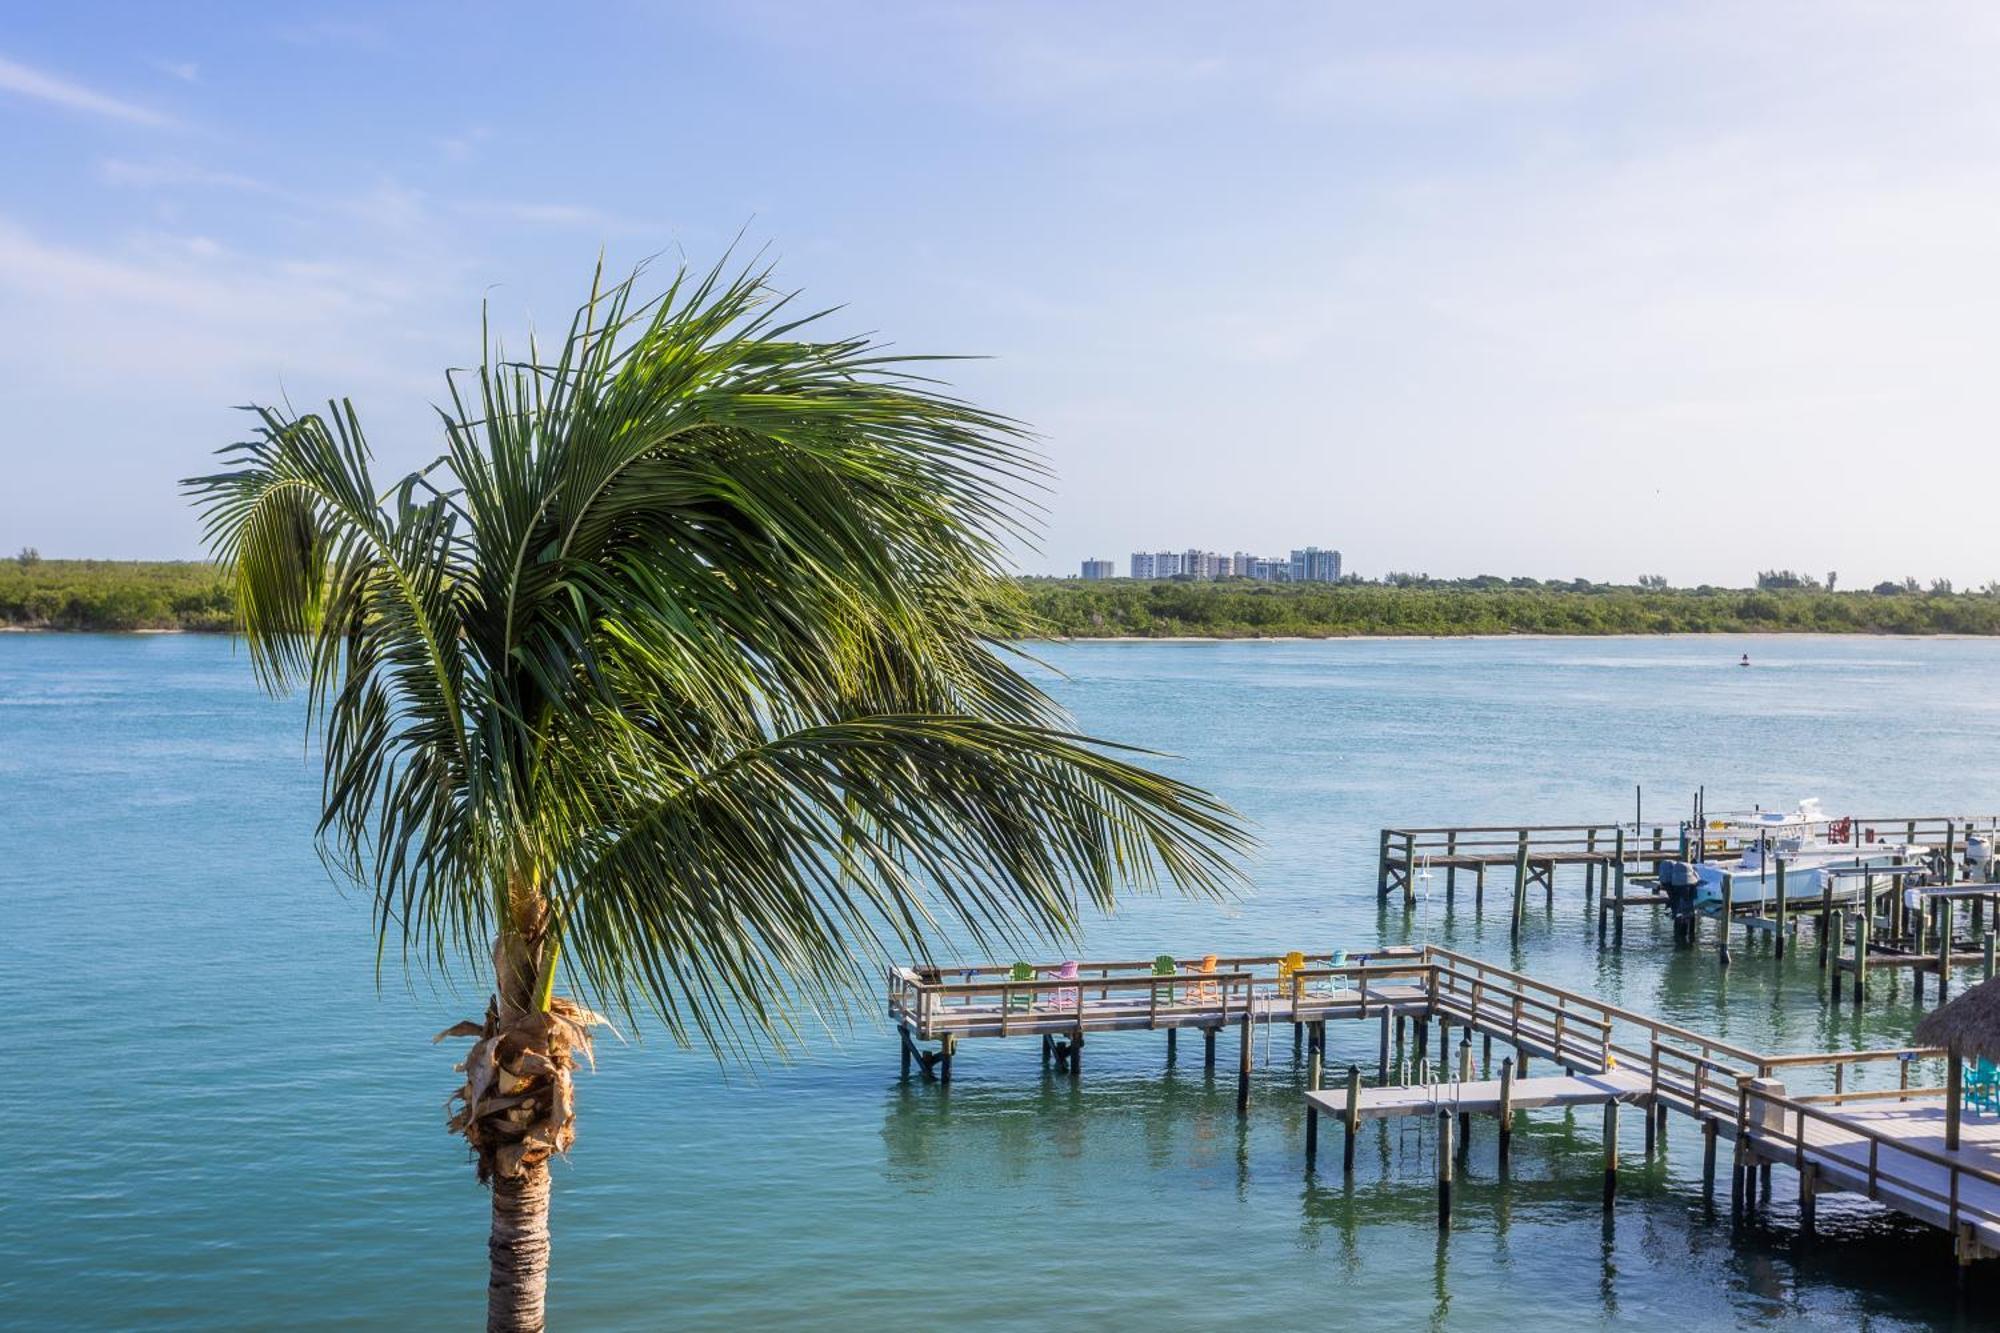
[[488, 1159, 552, 1332]]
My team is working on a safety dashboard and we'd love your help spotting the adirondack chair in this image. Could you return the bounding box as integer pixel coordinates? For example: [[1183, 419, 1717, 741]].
[[1005, 960, 1036, 1011], [1967, 1057, 2000, 1114], [1188, 953, 1221, 1005], [1275, 950, 1307, 1005], [1310, 948, 1349, 996], [1049, 959, 1081, 1010], [1151, 954, 1179, 1005]]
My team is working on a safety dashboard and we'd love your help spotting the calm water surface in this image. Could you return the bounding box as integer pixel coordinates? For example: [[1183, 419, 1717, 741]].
[[6, 634, 2000, 1329]]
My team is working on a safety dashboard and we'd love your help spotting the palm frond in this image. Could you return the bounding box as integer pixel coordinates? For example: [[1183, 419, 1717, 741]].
[[186, 257, 1253, 1054]]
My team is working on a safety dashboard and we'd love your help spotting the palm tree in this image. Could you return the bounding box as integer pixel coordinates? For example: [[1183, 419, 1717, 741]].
[[185, 261, 1246, 1331]]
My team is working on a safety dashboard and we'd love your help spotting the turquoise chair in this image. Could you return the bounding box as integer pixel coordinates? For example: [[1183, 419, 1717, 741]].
[[1967, 1058, 2000, 1114], [1312, 948, 1348, 996]]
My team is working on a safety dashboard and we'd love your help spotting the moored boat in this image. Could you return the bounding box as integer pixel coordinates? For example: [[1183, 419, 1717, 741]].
[[1689, 799, 1914, 910]]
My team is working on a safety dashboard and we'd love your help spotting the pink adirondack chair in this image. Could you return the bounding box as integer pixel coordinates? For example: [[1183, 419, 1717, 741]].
[[1048, 960, 1081, 1010]]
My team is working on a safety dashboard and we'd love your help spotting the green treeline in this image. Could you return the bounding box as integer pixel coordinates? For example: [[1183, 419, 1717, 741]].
[[9, 558, 2000, 636], [1021, 578, 2000, 637], [0, 558, 235, 631]]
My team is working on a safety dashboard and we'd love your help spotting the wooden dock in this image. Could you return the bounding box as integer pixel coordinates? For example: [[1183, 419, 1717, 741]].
[[1377, 812, 2000, 915], [888, 944, 2000, 1265], [1338, 1069, 1649, 1120], [1376, 812, 2000, 1002]]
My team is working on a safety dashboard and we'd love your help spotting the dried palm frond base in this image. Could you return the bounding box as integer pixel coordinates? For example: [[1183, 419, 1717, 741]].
[[437, 997, 605, 1183]]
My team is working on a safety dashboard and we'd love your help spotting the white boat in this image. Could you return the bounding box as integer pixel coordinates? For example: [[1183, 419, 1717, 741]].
[[1690, 799, 1913, 910]]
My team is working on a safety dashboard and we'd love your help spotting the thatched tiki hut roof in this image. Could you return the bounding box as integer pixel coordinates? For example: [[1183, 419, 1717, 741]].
[[1915, 974, 2000, 1061]]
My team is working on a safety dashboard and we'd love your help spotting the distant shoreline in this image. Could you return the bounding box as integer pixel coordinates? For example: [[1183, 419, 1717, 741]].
[[9, 626, 1999, 644], [1035, 630, 2000, 642], [9, 559, 2000, 636]]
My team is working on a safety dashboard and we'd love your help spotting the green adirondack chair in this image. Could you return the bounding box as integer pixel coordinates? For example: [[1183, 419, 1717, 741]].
[[1151, 954, 1178, 1005], [1006, 960, 1036, 1010]]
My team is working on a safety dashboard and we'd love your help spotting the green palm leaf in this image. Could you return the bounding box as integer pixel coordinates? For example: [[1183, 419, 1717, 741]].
[[185, 256, 1251, 1328]]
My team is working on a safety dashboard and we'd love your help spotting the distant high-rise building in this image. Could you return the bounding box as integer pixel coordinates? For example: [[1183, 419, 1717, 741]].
[[1080, 558, 1115, 581], [1128, 545, 1338, 580], [1247, 556, 1290, 582], [1182, 549, 1228, 579], [1290, 547, 1342, 583]]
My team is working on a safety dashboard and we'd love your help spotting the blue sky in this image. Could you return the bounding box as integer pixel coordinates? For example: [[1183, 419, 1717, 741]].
[[5, 2, 2000, 586]]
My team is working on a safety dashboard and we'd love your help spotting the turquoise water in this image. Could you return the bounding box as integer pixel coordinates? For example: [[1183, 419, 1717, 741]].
[[6, 633, 2000, 1329]]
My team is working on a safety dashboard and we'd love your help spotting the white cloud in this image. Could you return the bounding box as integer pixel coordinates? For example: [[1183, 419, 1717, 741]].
[[435, 127, 490, 161], [0, 53, 172, 126], [462, 200, 661, 235], [1284, 48, 1590, 116], [151, 59, 200, 84], [98, 158, 275, 194]]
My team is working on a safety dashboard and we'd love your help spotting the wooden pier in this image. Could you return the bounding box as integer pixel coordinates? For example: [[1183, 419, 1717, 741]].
[[1377, 812, 2000, 911], [888, 944, 2000, 1266], [1376, 813, 2000, 976]]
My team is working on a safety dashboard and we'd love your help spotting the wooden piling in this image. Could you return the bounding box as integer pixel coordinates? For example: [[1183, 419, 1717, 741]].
[[1376, 828, 1391, 898], [1458, 1036, 1474, 1140], [1204, 1025, 1217, 1071], [1985, 930, 1996, 981], [1166, 1027, 1177, 1065], [1236, 1012, 1252, 1110], [1343, 1064, 1362, 1172], [1939, 898, 1955, 1003], [1602, 1101, 1619, 1207], [1613, 827, 1627, 942], [1719, 872, 1734, 967], [1800, 1162, 1818, 1237], [1306, 1039, 1323, 1162], [1948, 1046, 1964, 1152], [1377, 1009, 1391, 1085], [1497, 1056, 1515, 1167], [1855, 913, 1870, 1000], [1702, 1117, 1718, 1192], [1438, 1109, 1454, 1231], [1512, 832, 1529, 938], [1585, 828, 1598, 909], [1774, 859, 1788, 959]]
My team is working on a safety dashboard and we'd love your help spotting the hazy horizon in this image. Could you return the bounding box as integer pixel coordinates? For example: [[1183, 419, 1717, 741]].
[[6, 3, 2000, 588]]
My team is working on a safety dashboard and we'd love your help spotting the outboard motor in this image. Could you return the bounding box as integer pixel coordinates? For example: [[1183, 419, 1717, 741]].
[[1657, 860, 1702, 945]]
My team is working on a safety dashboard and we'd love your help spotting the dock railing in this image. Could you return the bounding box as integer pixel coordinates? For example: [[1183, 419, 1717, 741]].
[[891, 943, 2000, 1258], [1730, 1076, 2000, 1246], [1379, 812, 2000, 902], [886, 951, 1432, 1041]]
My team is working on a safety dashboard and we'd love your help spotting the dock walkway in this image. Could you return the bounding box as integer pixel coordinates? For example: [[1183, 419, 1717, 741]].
[[1332, 1069, 1649, 1121], [888, 943, 2000, 1264]]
